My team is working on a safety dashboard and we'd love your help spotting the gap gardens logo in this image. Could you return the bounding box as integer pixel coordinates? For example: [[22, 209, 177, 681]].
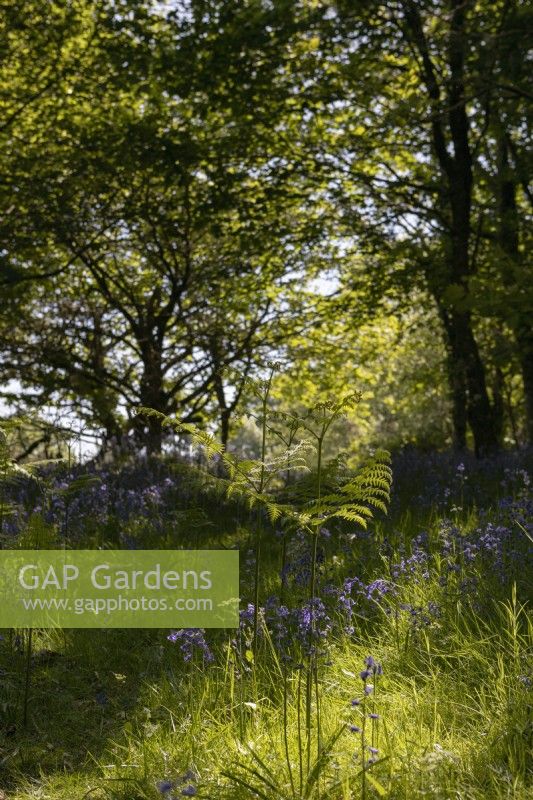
[[0, 550, 239, 628]]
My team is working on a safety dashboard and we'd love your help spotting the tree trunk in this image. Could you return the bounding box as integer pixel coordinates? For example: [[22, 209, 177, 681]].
[[438, 303, 499, 457], [497, 132, 533, 443], [139, 334, 166, 454], [220, 408, 231, 450], [145, 416, 163, 455], [403, 0, 499, 456], [517, 333, 533, 444], [437, 303, 467, 449], [448, 350, 467, 451], [492, 366, 505, 446], [209, 336, 232, 450]]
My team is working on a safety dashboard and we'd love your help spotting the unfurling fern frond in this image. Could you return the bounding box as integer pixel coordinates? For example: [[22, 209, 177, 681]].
[[137, 409, 392, 535], [302, 449, 392, 530]]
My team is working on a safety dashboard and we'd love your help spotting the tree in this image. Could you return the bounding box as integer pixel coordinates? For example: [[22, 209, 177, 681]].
[[485, 2, 533, 442], [290, 0, 531, 453], [2, 0, 529, 455], [0, 0, 330, 450]]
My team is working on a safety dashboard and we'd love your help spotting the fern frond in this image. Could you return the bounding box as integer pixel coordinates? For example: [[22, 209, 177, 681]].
[[136, 407, 392, 536], [327, 509, 368, 527]]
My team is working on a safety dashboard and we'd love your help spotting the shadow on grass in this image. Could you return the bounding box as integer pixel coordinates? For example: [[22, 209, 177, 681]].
[[0, 627, 184, 792]]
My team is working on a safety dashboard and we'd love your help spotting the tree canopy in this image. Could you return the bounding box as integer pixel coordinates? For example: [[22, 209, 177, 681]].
[[0, 0, 531, 456]]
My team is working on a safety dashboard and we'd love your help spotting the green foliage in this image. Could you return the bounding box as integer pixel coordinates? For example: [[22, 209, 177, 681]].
[[138, 394, 392, 536], [16, 512, 58, 550], [0, 0, 530, 449], [0, 420, 34, 535], [303, 450, 392, 528], [0, 5, 530, 797], [0, 463, 530, 800]]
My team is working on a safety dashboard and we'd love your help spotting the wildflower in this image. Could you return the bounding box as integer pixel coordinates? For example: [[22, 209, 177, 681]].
[[167, 629, 214, 663], [351, 698, 361, 706], [364, 656, 383, 676], [364, 684, 374, 695], [368, 713, 379, 719], [239, 603, 256, 626], [181, 787, 197, 797], [365, 579, 391, 600], [157, 780, 174, 794], [295, 598, 332, 654], [350, 725, 362, 733]]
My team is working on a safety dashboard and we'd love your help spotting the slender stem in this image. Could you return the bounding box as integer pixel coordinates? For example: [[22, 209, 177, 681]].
[[297, 667, 303, 798], [253, 530, 261, 650], [361, 693, 367, 800], [280, 534, 288, 605], [306, 666, 312, 774], [253, 375, 273, 650], [308, 431, 323, 602], [238, 635, 245, 741], [283, 666, 295, 797], [371, 686, 376, 750], [306, 430, 324, 777], [23, 628, 33, 728], [0, 447, 6, 550], [259, 395, 268, 494]]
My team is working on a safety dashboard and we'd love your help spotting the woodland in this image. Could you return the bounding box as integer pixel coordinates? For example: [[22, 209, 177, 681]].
[[0, 2, 531, 800]]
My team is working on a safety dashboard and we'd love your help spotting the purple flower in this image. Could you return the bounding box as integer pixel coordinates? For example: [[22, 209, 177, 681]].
[[294, 598, 332, 655], [239, 603, 256, 626], [168, 629, 214, 663], [157, 780, 174, 794]]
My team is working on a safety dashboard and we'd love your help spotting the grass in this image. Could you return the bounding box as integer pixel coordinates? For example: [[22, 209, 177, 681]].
[[0, 456, 532, 799]]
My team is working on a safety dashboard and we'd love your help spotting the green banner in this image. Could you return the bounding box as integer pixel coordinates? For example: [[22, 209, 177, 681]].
[[0, 550, 239, 628]]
